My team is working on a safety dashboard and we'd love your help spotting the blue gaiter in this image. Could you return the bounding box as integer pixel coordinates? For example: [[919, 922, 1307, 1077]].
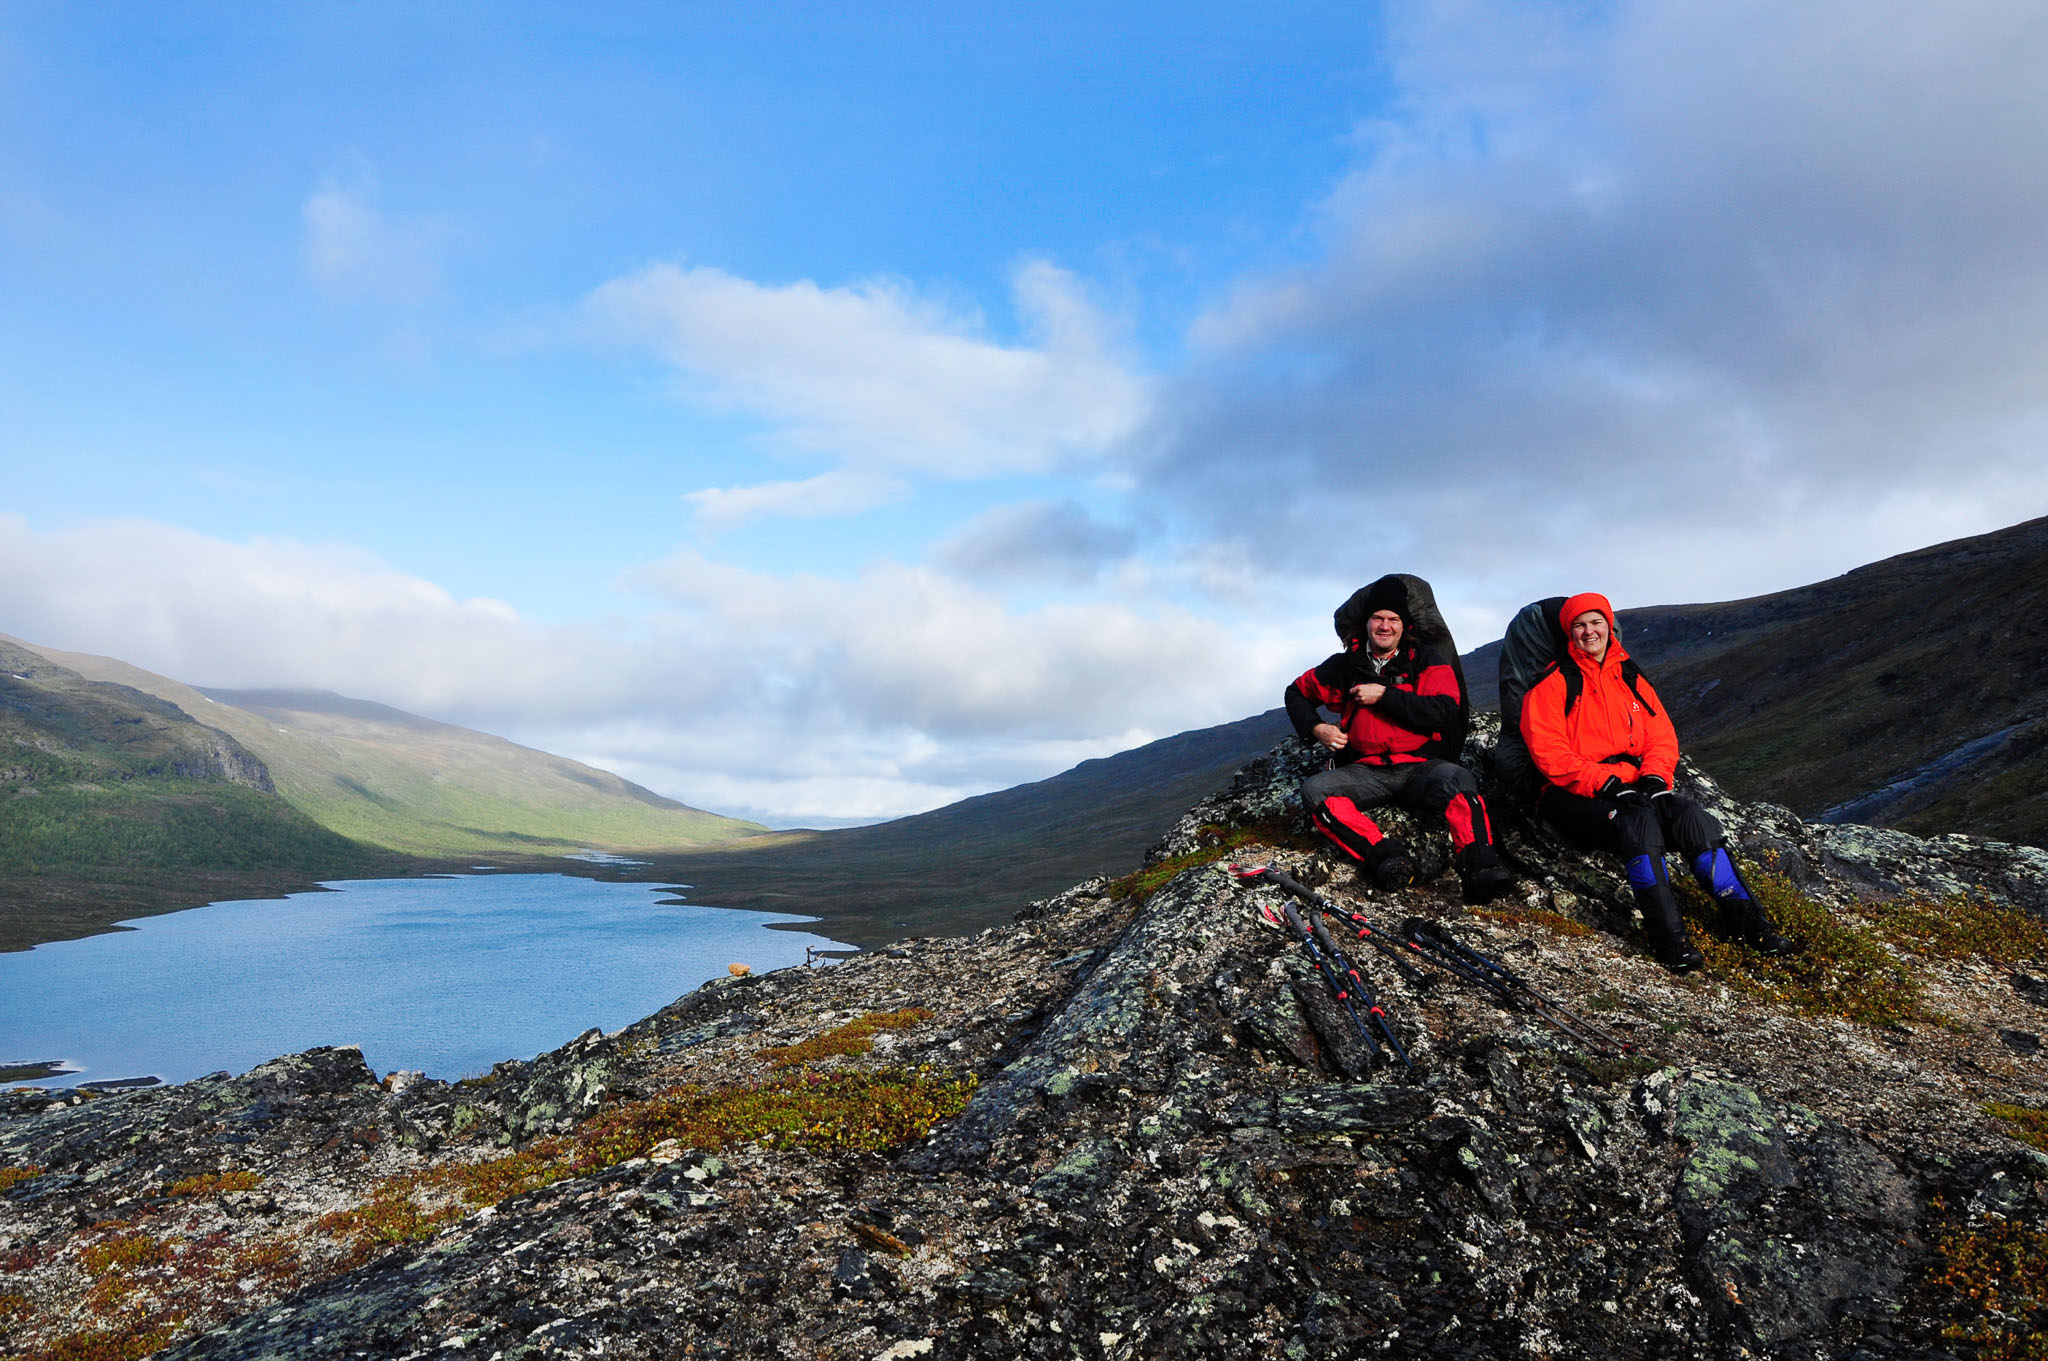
[[1692, 848, 1749, 901]]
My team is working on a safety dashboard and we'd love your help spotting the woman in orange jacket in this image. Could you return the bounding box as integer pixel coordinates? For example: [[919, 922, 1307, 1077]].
[[1519, 592, 1794, 972]]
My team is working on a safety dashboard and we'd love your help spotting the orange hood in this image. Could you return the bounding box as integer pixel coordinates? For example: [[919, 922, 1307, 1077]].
[[1560, 592, 1619, 659]]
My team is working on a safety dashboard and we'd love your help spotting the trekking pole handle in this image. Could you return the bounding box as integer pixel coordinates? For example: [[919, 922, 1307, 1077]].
[[1279, 900, 1314, 940], [1260, 865, 1314, 899]]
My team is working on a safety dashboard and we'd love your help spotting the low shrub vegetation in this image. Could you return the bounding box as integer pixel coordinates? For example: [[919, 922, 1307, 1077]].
[[1107, 820, 1315, 904], [226, 1239, 302, 1289], [1472, 904, 1594, 937], [760, 1008, 933, 1067], [310, 1066, 978, 1272], [0, 1166, 46, 1195], [1574, 1052, 1663, 1087], [1869, 893, 2048, 965], [314, 1187, 463, 1265], [575, 1068, 977, 1163], [0, 1243, 46, 1274], [78, 1235, 173, 1278], [1675, 871, 1932, 1027], [165, 1171, 261, 1198], [1985, 1102, 2048, 1154], [7, 1225, 226, 1361], [1931, 1213, 2048, 1361], [14, 1317, 184, 1361]]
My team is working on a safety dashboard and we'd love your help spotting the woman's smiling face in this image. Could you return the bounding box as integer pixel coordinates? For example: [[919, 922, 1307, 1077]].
[[1569, 609, 1610, 662]]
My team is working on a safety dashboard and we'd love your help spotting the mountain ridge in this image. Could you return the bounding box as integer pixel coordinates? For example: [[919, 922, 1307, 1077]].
[[0, 638, 395, 951], [640, 708, 1295, 945], [14, 641, 766, 859], [1460, 514, 2048, 846]]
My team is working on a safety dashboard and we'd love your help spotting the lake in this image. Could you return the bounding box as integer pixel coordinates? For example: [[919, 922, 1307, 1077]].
[[0, 873, 853, 1088]]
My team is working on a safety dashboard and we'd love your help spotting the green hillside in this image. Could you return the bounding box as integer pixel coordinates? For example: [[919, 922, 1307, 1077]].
[[19, 642, 767, 859], [0, 639, 391, 949]]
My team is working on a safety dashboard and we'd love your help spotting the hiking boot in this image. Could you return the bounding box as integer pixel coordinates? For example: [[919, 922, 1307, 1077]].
[[1693, 847, 1798, 956], [1373, 843, 1419, 891], [1632, 863, 1704, 974], [1652, 934, 1706, 974], [1721, 900, 1797, 957], [1456, 844, 1516, 906]]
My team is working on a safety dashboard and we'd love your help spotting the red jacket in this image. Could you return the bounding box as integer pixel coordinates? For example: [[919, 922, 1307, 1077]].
[[1519, 593, 1679, 797], [1285, 643, 1464, 765]]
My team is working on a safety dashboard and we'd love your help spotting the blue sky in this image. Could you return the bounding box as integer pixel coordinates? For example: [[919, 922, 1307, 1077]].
[[6, 2, 2047, 824]]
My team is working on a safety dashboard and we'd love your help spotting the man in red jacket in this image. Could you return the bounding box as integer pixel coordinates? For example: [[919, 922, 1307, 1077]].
[[1286, 578, 1515, 903], [1519, 592, 1794, 971]]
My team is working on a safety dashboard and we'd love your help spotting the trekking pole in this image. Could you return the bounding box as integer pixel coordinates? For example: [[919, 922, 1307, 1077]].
[[1400, 917, 1636, 1056], [1228, 864, 1429, 987], [1398, 923, 1627, 1056], [1229, 862, 1636, 1057], [1308, 915, 1412, 1072], [1233, 862, 1413, 1073], [1254, 897, 1387, 1071]]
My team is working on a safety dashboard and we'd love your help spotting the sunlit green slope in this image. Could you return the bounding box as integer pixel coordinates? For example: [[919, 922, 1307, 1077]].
[[22, 641, 766, 858], [0, 637, 377, 876]]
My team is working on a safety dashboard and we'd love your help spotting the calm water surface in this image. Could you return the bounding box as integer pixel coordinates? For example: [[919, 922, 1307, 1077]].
[[0, 874, 851, 1087]]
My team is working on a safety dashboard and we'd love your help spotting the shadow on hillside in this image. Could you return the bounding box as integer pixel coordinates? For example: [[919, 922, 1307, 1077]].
[[636, 710, 1295, 948]]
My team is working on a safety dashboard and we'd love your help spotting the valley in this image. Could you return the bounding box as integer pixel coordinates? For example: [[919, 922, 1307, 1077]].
[[5, 516, 2046, 959]]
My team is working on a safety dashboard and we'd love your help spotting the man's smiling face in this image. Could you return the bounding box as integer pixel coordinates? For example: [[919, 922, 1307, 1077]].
[[1366, 609, 1403, 656]]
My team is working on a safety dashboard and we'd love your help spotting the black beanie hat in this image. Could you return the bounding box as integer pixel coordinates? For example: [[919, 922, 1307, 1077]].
[[1334, 574, 1413, 645]]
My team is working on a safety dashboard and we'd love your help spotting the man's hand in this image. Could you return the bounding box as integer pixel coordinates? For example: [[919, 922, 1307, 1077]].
[[1312, 723, 1349, 753], [1349, 682, 1387, 706], [1635, 773, 1672, 798]]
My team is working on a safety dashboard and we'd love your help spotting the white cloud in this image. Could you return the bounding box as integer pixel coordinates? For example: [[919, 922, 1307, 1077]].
[[620, 547, 1276, 740], [302, 176, 453, 306], [683, 469, 909, 532], [0, 515, 643, 719], [579, 258, 1150, 476], [0, 515, 1293, 826], [1147, 0, 2048, 612]]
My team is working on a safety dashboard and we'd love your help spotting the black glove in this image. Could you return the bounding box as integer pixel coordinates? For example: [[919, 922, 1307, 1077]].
[[1597, 776, 1643, 805], [1634, 773, 1671, 797]]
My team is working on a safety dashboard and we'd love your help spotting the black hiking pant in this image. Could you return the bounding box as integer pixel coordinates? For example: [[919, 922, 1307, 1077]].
[[1301, 758, 1494, 869], [1536, 786, 1722, 862], [1538, 785, 1771, 952]]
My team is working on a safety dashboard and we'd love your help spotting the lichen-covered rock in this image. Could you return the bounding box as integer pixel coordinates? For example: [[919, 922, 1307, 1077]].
[[0, 1045, 381, 1179], [1663, 1072, 1922, 1350]]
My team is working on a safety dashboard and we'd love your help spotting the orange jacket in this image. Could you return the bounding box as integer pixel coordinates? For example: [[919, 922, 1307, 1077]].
[[1517, 592, 1680, 798]]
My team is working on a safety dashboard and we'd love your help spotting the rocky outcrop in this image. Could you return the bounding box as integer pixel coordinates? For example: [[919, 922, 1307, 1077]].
[[4, 728, 2047, 1359], [1160, 714, 2048, 922]]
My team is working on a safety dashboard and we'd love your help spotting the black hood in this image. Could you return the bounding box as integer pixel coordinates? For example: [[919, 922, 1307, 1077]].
[[1334, 574, 1454, 653], [1331, 572, 1471, 753]]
